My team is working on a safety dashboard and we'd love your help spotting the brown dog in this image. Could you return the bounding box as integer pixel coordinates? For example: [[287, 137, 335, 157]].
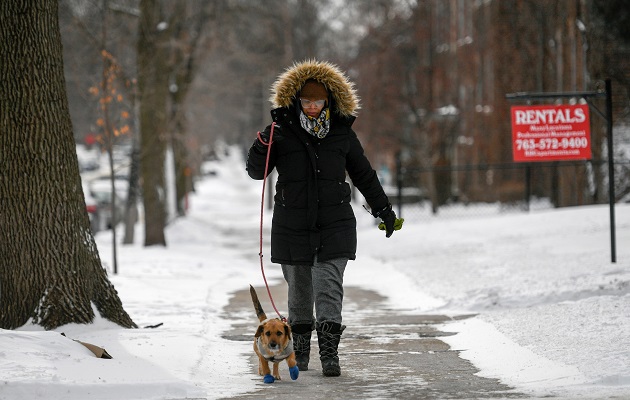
[[250, 285, 299, 383]]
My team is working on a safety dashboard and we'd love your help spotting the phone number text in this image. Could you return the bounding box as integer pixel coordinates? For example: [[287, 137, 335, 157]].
[[515, 137, 589, 151]]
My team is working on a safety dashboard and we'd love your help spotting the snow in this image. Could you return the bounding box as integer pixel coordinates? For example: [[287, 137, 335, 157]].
[[1, 146, 629, 399]]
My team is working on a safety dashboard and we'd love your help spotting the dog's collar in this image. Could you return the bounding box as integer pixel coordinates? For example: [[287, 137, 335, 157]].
[[256, 336, 294, 362]]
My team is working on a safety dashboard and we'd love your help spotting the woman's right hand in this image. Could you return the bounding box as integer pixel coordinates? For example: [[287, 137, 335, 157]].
[[255, 124, 283, 152]]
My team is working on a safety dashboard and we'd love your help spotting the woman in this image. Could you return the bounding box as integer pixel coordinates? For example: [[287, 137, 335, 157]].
[[246, 60, 400, 377]]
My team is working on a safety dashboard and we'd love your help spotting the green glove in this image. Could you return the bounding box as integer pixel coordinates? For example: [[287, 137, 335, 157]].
[[372, 204, 403, 238], [378, 218, 404, 235]]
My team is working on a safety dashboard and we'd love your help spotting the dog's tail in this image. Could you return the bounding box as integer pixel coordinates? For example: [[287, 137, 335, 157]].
[[249, 285, 268, 322]]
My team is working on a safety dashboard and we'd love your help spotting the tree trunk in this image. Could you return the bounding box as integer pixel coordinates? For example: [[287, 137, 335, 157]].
[[0, 0, 136, 330], [173, 122, 189, 217], [123, 138, 141, 245], [138, 0, 169, 246], [123, 78, 141, 245], [166, 1, 210, 217]]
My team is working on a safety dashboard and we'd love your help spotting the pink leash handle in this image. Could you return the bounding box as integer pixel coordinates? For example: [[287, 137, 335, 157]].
[[257, 122, 286, 322]]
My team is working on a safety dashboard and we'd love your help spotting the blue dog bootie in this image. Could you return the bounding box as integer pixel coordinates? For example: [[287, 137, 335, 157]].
[[263, 374, 275, 384], [289, 365, 299, 380]]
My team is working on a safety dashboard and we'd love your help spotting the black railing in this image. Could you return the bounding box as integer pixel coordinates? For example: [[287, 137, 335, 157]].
[[389, 159, 629, 220]]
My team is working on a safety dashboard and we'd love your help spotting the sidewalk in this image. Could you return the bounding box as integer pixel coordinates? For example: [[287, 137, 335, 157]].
[[220, 283, 525, 399]]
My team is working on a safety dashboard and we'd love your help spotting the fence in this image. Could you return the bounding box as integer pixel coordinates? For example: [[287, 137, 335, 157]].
[[387, 159, 629, 221]]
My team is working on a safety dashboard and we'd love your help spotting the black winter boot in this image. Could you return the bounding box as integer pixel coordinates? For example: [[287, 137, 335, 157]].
[[316, 321, 346, 377], [291, 323, 313, 371]]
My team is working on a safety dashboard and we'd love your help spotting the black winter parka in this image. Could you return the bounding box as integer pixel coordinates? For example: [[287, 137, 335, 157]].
[[246, 60, 390, 266], [246, 106, 389, 265]]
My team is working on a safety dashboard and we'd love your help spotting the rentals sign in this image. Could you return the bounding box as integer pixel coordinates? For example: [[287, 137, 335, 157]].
[[511, 104, 591, 162]]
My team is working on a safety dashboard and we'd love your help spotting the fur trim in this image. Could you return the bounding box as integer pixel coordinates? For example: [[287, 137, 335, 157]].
[[270, 59, 360, 117]]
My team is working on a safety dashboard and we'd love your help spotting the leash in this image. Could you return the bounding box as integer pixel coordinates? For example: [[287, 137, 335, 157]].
[[257, 122, 287, 322]]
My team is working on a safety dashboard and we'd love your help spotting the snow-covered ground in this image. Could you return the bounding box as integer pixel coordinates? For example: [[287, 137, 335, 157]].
[[1, 146, 629, 399]]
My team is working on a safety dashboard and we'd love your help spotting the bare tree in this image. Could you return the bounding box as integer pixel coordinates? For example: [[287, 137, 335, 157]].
[[137, 0, 170, 246], [165, 1, 215, 217], [0, 0, 136, 330], [136, 0, 216, 244], [59, 0, 141, 247]]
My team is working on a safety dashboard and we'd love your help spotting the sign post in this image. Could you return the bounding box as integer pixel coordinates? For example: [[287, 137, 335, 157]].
[[506, 80, 615, 262]]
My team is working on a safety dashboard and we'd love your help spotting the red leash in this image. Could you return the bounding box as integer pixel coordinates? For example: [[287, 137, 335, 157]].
[[257, 122, 286, 322]]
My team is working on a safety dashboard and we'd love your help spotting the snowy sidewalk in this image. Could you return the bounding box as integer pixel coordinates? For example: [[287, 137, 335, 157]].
[[219, 283, 523, 399], [4, 147, 627, 399]]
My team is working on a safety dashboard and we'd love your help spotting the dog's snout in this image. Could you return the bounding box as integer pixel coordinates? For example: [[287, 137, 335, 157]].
[[269, 341, 278, 348]]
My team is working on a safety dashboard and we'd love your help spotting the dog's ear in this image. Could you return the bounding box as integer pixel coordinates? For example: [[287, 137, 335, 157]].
[[284, 323, 292, 338], [255, 324, 265, 338]]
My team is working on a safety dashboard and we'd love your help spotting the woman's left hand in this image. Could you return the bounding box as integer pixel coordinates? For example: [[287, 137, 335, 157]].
[[377, 207, 403, 238]]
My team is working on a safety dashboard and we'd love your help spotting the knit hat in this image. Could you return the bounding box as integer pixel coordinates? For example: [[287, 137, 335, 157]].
[[300, 80, 328, 100]]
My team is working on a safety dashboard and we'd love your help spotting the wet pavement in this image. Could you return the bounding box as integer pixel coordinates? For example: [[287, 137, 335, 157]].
[[220, 283, 525, 399]]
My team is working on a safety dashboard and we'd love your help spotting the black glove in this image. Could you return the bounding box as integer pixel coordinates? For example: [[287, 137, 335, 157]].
[[254, 124, 283, 153], [374, 204, 403, 238]]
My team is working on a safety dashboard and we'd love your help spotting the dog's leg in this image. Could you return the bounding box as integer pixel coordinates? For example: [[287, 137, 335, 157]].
[[273, 362, 281, 380], [260, 358, 271, 376], [286, 352, 297, 369], [260, 358, 275, 383], [286, 352, 300, 380], [255, 343, 263, 375]]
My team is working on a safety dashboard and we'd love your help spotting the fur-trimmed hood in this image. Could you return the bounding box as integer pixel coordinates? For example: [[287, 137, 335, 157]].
[[270, 60, 360, 117]]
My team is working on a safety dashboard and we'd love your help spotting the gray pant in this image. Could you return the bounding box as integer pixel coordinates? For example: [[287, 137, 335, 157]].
[[281, 256, 348, 326]]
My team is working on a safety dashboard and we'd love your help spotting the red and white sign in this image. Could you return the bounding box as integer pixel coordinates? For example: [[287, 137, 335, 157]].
[[511, 104, 591, 162]]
